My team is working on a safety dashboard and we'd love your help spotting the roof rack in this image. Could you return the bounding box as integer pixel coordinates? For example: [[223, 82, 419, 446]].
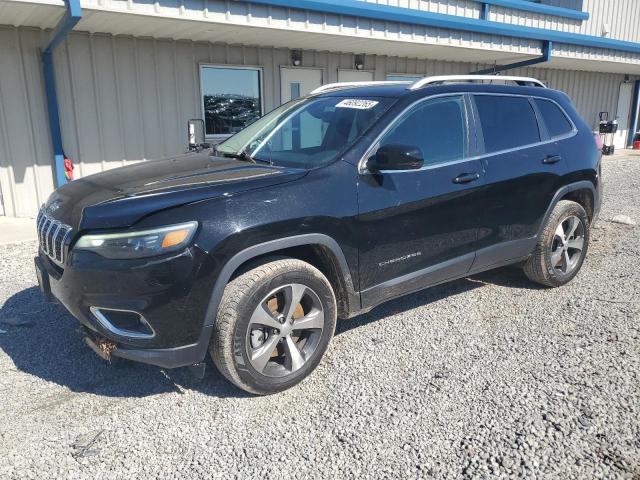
[[310, 80, 412, 94], [409, 75, 547, 90], [308, 75, 546, 95]]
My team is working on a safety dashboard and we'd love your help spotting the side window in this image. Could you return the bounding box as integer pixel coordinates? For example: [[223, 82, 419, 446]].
[[379, 96, 467, 165], [534, 98, 574, 138], [474, 95, 541, 153]]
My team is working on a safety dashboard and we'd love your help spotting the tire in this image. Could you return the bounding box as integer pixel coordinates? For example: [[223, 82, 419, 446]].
[[210, 257, 337, 395], [524, 200, 590, 287]]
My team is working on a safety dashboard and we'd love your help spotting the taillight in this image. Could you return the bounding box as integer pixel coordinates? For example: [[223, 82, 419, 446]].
[[593, 132, 603, 150]]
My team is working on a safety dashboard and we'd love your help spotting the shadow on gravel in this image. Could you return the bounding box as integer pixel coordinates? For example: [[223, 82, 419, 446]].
[[0, 266, 537, 398], [336, 265, 540, 335], [0, 287, 248, 399]]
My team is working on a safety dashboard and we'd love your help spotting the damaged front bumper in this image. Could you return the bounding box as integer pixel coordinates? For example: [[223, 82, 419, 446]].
[[79, 322, 213, 368], [34, 247, 215, 369]]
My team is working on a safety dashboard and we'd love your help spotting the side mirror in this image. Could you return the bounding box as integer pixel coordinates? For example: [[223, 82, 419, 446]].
[[368, 144, 424, 171], [187, 119, 210, 152]]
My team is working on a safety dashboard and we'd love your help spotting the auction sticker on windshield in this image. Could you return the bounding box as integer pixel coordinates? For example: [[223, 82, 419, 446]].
[[335, 99, 379, 110]]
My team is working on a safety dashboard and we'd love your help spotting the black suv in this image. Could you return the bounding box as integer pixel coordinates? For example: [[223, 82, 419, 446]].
[[35, 76, 602, 394]]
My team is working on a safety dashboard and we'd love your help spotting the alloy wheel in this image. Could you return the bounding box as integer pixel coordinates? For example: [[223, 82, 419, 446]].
[[550, 215, 585, 274], [245, 284, 325, 378]]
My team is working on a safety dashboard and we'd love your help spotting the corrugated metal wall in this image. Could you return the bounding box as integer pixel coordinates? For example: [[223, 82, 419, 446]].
[[365, 0, 640, 44], [360, 0, 480, 17], [0, 26, 634, 217], [0, 27, 55, 218], [488, 5, 582, 33], [543, 0, 640, 42], [76, 0, 543, 59], [580, 0, 640, 43]]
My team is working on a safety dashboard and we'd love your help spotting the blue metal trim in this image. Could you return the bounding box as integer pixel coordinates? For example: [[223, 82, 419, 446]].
[[42, 0, 82, 187], [43, 0, 82, 55], [249, 0, 640, 54], [481, 0, 588, 21], [472, 40, 552, 74], [42, 52, 67, 188], [480, 2, 490, 20], [628, 80, 640, 148]]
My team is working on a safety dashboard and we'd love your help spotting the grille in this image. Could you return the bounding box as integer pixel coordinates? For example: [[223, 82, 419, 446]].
[[36, 208, 72, 265]]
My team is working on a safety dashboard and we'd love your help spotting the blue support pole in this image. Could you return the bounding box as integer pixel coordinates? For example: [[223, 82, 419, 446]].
[[42, 0, 82, 188], [471, 41, 552, 75]]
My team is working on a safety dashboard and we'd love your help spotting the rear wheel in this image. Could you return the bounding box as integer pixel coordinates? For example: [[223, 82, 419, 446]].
[[524, 200, 589, 287], [211, 258, 337, 394]]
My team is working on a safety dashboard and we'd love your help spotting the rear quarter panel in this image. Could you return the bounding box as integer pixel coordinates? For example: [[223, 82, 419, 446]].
[[552, 91, 601, 189]]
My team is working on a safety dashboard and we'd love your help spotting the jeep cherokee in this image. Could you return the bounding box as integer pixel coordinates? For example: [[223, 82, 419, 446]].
[[35, 75, 602, 394]]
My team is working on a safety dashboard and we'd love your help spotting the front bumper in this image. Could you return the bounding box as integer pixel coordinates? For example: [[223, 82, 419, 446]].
[[80, 321, 213, 369], [35, 245, 215, 368]]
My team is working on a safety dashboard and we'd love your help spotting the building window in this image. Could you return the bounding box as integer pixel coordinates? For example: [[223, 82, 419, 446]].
[[200, 66, 262, 137], [290, 82, 301, 100]]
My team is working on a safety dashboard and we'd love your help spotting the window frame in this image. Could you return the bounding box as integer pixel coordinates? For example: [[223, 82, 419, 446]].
[[469, 93, 578, 157], [198, 63, 265, 140], [358, 93, 473, 173]]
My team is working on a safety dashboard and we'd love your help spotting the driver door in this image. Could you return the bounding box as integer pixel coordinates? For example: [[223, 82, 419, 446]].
[[356, 95, 487, 307]]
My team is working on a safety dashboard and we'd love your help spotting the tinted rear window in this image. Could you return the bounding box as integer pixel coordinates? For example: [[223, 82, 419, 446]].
[[475, 95, 540, 153], [534, 98, 573, 138]]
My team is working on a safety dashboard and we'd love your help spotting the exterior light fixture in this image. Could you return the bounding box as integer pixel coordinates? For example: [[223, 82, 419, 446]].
[[291, 50, 302, 66]]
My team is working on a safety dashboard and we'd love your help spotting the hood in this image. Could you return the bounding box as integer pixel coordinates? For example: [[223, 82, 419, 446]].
[[45, 151, 306, 230]]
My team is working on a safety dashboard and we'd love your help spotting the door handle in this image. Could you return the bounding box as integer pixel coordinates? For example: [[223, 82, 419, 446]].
[[543, 155, 562, 164], [452, 172, 481, 184]]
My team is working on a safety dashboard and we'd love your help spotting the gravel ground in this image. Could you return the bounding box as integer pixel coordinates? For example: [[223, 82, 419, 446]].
[[1, 155, 639, 479]]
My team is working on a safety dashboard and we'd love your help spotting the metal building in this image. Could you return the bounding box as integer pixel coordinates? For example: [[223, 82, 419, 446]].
[[1, 0, 639, 218]]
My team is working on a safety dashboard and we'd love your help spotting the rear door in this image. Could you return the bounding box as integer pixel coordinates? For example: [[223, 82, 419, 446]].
[[356, 94, 487, 307], [471, 94, 570, 269]]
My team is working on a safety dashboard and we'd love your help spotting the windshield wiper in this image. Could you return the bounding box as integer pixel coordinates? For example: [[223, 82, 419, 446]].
[[214, 147, 274, 166], [217, 148, 256, 163]]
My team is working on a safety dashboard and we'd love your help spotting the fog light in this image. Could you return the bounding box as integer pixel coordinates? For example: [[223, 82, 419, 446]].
[[89, 307, 155, 339]]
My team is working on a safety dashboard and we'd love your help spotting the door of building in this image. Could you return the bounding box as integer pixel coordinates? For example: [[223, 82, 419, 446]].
[[614, 82, 634, 149], [280, 68, 323, 103], [337, 69, 374, 83]]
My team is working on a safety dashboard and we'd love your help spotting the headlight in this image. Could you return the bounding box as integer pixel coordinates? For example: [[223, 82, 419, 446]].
[[74, 222, 198, 259]]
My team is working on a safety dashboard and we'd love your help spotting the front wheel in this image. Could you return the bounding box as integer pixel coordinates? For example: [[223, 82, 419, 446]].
[[524, 200, 590, 287], [210, 257, 337, 395]]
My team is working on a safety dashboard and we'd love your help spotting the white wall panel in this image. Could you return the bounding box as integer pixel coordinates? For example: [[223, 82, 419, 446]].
[[543, 0, 640, 43], [581, 0, 640, 43], [0, 27, 55, 218]]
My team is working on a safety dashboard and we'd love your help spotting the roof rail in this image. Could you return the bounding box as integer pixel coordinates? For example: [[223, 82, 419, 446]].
[[308, 76, 546, 95], [410, 75, 547, 90], [310, 80, 412, 94]]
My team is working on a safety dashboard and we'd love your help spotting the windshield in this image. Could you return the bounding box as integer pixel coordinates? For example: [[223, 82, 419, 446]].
[[214, 96, 394, 168]]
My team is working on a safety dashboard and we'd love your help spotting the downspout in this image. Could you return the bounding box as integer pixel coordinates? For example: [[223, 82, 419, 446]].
[[471, 41, 552, 75], [480, 2, 490, 20], [42, 0, 82, 188]]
